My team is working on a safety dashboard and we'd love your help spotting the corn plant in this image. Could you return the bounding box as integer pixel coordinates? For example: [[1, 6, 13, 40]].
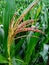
[[0, 0, 49, 65]]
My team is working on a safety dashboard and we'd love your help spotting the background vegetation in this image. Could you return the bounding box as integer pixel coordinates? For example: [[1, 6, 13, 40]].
[[0, 0, 49, 65]]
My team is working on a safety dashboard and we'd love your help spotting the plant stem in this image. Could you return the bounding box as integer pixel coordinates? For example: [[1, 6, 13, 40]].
[[7, 38, 11, 65], [7, 35, 13, 65]]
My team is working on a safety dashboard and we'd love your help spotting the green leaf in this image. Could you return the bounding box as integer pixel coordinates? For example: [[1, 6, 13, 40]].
[[3, 0, 15, 39], [3, 0, 15, 56], [35, 5, 42, 19], [15, 38, 26, 54], [42, 0, 49, 8], [0, 54, 8, 63], [24, 32, 40, 65], [0, 27, 4, 44], [12, 57, 26, 65], [40, 44, 48, 63]]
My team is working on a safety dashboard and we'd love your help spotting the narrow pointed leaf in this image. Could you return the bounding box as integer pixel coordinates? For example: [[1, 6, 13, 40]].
[[0, 54, 8, 63]]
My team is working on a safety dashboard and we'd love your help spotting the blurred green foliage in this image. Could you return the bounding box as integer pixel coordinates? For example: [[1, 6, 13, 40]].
[[0, 0, 49, 65]]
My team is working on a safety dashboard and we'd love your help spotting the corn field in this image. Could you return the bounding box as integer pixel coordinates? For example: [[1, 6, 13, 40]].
[[0, 0, 49, 65]]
